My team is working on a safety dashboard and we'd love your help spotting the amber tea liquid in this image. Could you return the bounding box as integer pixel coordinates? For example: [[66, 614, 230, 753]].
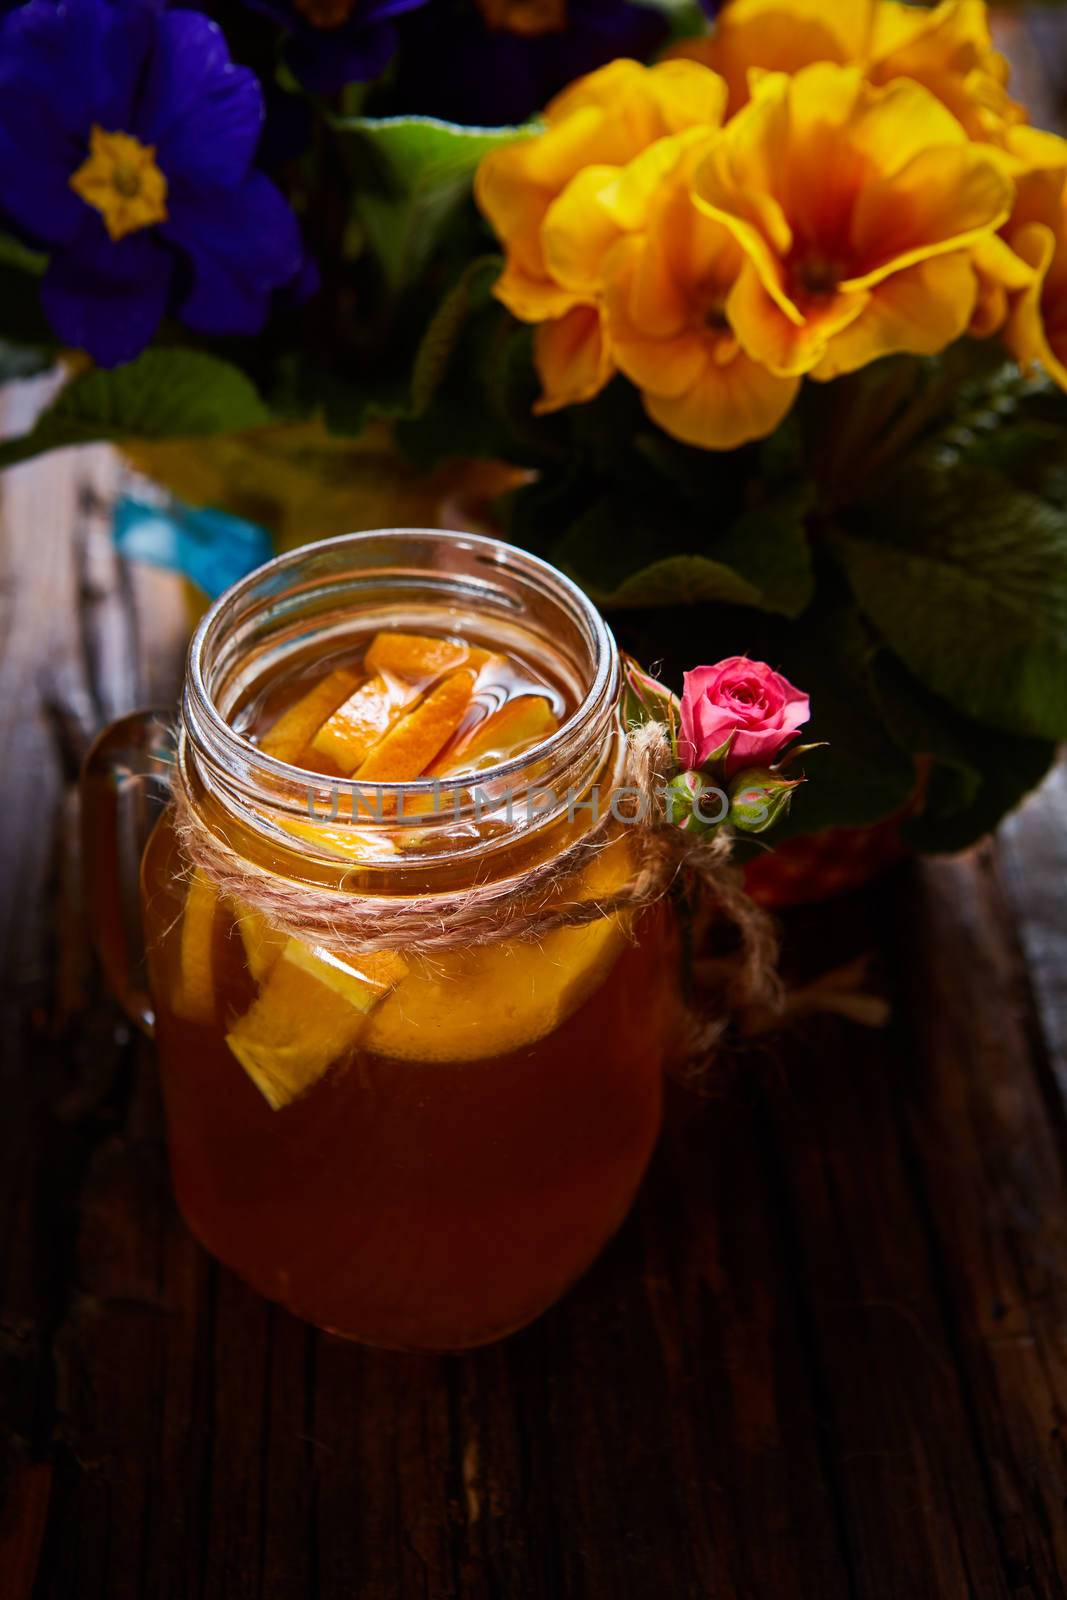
[[140, 609, 671, 1350]]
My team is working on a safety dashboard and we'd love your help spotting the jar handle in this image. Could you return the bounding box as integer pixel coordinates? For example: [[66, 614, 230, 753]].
[[80, 710, 177, 1038]]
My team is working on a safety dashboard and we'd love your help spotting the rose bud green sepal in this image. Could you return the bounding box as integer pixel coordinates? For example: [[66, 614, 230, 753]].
[[727, 769, 803, 835], [665, 770, 730, 836], [774, 740, 828, 772], [621, 656, 681, 746], [695, 728, 737, 783]]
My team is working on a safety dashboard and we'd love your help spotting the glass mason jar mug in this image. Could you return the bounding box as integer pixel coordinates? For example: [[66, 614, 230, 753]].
[[83, 529, 675, 1351]]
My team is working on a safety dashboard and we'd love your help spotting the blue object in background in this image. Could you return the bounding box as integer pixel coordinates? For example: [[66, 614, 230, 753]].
[[112, 492, 274, 600]]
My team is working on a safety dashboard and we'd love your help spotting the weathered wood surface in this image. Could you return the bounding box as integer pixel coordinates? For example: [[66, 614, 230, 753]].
[[1, 376, 1066, 1600]]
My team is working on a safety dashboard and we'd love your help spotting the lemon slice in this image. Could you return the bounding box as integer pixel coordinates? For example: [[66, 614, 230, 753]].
[[174, 869, 221, 1023], [259, 667, 361, 763], [364, 839, 632, 1063], [225, 938, 408, 1109]]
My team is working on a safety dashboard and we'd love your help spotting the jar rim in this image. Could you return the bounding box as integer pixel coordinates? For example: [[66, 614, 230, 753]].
[[181, 527, 619, 845]]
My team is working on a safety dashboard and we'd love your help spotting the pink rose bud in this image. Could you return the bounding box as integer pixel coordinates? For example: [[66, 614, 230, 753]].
[[678, 657, 810, 779], [727, 768, 803, 834]]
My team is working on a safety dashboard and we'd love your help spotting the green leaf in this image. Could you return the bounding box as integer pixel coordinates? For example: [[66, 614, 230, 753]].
[[834, 456, 1067, 741], [0, 231, 55, 351], [606, 553, 764, 608], [728, 600, 918, 843], [338, 115, 536, 292], [658, 0, 714, 45], [781, 344, 1013, 511], [869, 651, 1057, 853], [0, 230, 46, 277], [546, 484, 814, 614], [707, 492, 815, 618], [553, 499, 763, 608], [409, 254, 502, 416], [310, 364, 414, 438], [301, 256, 503, 440], [908, 737, 1056, 853], [0, 350, 271, 469], [397, 304, 558, 467], [929, 371, 1067, 510]]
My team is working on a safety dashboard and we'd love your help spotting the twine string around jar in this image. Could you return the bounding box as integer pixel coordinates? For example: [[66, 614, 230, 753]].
[[170, 721, 785, 1035]]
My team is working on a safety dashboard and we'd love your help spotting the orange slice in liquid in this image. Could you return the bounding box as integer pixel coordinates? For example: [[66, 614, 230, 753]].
[[310, 673, 420, 774], [231, 898, 288, 983], [220, 639, 590, 1085], [175, 869, 221, 1023], [364, 631, 489, 685], [355, 668, 476, 784], [364, 837, 633, 1063], [225, 937, 409, 1109], [433, 694, 558, 776], [306, 635, 490, 775], [259, 667, 361, 763]]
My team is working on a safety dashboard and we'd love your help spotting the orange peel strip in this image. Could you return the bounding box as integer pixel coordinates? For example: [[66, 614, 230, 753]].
[[285, 941, 409, 1001], [310, 673, 421, 775], [175, 869, 220, 1023], [364, 838, 634, 1063], [355, 668, 476, 784], [433, 694, 558, 776], [259, 667, 362, 763], [225, 938, 408, 1109], [231, 899, 288, 984], [364, 631, 489, 685]]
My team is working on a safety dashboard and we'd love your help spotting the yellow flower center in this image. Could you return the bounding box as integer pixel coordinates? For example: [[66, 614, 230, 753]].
[[474, 0, 566, 38], [293, 0, 358, 26], [697, 295, 739, 363], [69, 126, 168, 242], [793, 254, 844, 299]]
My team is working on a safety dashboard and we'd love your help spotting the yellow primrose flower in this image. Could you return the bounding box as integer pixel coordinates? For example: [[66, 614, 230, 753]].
[[1001, 162, 1067, 390], [692, 64, 1014, 382], [965, 125, 1067, 337], [533, 132, 713, 409], [970, 233, 1035, 338], [592, 140, 799, 448], [475, 57, 728, 410], [673, 0, 1022, 140]]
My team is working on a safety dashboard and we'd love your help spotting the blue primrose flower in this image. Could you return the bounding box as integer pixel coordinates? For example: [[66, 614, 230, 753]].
[[0, 0, 310, 367], [241, 0, 430, 94]]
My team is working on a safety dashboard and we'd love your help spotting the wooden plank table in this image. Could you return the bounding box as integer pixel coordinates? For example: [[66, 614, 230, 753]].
[[1, 376, 1065, 1600]]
